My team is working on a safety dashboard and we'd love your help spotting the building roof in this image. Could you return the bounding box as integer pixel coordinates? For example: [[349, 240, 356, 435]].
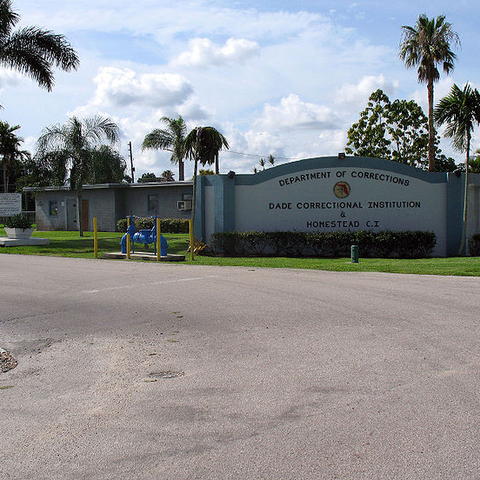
[[24, 181, 193, 192]]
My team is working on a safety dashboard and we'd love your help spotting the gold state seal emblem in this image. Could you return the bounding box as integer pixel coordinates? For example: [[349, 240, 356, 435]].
[[333, 181, 351, 199]]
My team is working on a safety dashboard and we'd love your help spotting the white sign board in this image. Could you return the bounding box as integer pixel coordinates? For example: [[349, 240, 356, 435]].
[[0, 193, 22, 216], [229, 167, 446, 256]]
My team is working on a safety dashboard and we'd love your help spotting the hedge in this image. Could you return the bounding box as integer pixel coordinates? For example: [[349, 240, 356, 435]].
[[468, 233, 480, 256], [117, 217, 189, 233], [210, 230, 436, 259]]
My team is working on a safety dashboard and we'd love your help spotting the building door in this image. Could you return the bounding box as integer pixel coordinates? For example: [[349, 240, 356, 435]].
[[66, 199, 77, 230], [81, 200, 89, 231]]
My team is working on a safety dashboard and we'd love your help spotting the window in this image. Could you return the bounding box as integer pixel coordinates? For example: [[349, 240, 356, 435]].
[[148, 194, 158, 212], [49, 201, 58, 216]]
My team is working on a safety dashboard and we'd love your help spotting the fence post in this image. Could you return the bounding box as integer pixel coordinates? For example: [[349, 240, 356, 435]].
[[93, 217, 98, 258], [189, 219, 194, 261], [156, 217, 161, 261], [126, 216, 131, 259]]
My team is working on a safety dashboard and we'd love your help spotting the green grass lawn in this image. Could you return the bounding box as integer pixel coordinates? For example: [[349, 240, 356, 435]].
[[1, 226, 479, 276]]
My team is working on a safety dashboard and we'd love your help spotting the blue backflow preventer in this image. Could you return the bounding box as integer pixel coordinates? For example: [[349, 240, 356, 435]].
[[120, 216, 168, 256]]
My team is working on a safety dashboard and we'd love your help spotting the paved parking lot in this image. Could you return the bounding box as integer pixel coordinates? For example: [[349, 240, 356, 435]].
[[1, 254, 480, 479]]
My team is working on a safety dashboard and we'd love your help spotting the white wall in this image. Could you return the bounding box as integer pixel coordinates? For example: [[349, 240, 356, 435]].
[[233, 167, 447, 256]]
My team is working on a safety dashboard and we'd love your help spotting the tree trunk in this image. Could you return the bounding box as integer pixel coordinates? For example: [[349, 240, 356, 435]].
[[459, 135, 470, 256], [2, 156, 6, 192], [427, 79, 436, 172], [191, 157, 198, 242], [215, 155, 219, 175], [77, 185, 84, 237], [178, 158, 184, 182], [190, 129, 202, 245]]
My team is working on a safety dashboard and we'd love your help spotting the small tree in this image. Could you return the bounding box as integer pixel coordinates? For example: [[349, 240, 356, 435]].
[[184, 126, 229, 241], [435, 83, 480, 255], [345, 89, 392, 160], [37, 116, 119, 236], [142, 116, 187, 181], [0, 121, 29, 192], [469, 149, 480, 173], [91, 145, 127, 183], [160, 169, 175, 182], [137, 172, 159, 183], [346, 89, 445, 169]]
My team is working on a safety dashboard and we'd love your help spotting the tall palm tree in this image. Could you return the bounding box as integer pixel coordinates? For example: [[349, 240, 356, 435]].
[[142, 116, 187, 181], [0, 121, 28, 192], [184, 126, 229, 240], [434, 83, 480, 255], [399, 14, 460, 172], [0, 0, 79, 93], [37, 116, 119, 236]]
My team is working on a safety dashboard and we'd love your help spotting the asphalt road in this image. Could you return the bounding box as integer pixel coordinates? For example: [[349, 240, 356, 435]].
[[1, 254, 480, 479]]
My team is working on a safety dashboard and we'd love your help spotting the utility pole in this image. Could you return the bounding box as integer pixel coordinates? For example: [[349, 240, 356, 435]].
[[128, 141, 135, 183]]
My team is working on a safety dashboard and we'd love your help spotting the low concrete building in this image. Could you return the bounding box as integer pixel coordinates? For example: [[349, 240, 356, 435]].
[[28, 181, 193, 232]]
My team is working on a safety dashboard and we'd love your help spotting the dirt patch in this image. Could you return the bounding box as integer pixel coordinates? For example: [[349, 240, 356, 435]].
[[9, 338, 56, 356]]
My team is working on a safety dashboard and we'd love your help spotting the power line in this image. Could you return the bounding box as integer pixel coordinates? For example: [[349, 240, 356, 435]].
[[227, 150, 300, 161]]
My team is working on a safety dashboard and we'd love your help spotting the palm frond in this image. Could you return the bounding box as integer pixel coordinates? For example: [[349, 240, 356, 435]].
[[434, 83, 480, 153], [0, 0, 19, 38], [0, 17, 78, 91], [142, 129, 174, 151]]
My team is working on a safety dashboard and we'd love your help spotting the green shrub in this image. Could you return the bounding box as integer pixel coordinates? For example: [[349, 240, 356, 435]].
[[468, 233, 480, 256], [210, 230, 436, 258], [5, 214, 33, 229], [116, 217, 189, 233]]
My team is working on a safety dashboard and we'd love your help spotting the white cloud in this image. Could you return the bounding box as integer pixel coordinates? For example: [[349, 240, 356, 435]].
[[178, 98, 210, 120], [0, 69, 25, 88], [253, 94, 340, 131], [334, 74, 400, 106], [90, 67, 193, 109], [172, 38, 259, 68], [244, 130, 286, 156]]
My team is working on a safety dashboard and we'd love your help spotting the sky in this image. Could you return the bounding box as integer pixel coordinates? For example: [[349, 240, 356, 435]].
[[3, 0, 480, 180]]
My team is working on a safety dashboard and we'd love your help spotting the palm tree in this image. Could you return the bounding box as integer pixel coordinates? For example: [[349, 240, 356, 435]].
[[0, 121, 28, 192], [184, 126, 229, 175], [0, 0, 79, 93], [90, 145, 127, 184], [399, 14, 460, 172], [142, 116, 187, 181], [434, 83, 480, 255], [37, 116, 119, 236], [160, 169, 175, 182], [184, 126, 229, 240]]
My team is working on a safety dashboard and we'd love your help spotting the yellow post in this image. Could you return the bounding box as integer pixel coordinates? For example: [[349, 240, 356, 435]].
[[189, 219, 194, 261], [126, 216, 131, 259], [156, 217, 161, 261], [93, 217, 98, 258]]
